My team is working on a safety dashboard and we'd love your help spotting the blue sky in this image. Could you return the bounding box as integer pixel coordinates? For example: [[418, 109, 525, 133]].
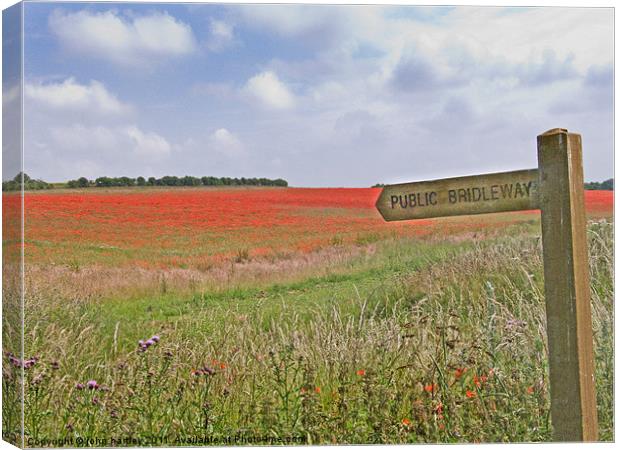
[[3, 2, 614, 186]]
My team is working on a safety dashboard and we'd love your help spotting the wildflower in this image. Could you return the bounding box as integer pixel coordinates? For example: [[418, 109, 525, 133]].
[[402, 418, 411, 427], [23, 358, 37, 369], [424, 384, 438, 393], [473, 374, 488, 388], [434, 402, 443, 415], [526, 386, 535, 395], [466, 390, 476, 398], [356, 369, 366, 376], [86, 380, 99, 390], [137, 336, 159, 352], [191, 366, 215, 377], [8, 354, 37, 370], [454, 367, 466, 379], [314, 386, 321, 394], [219, 362, 227, 370], [75, 383, 85, 390], [92, 397, 99, 405]]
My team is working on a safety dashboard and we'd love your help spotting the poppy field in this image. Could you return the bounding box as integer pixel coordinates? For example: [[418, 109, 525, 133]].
[[8, 187, 614, 269], [2, 187, 614, 445]]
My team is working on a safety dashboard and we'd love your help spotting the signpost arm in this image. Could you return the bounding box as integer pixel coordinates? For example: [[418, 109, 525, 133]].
[[537, 128, 598, 441]]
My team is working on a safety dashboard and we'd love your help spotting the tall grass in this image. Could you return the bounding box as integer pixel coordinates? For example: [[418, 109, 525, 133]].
[[3, 220, 613, 445]]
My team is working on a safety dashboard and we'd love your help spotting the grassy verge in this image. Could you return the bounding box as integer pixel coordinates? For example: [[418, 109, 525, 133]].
[[3, 220, 613, 444]]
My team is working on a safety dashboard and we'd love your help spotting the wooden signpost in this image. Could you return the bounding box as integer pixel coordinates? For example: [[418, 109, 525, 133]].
[[375, 128, 598, 442]]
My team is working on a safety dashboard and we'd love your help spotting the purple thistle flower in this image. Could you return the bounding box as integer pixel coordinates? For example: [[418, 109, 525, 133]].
[[23, 358, 37, 369], [138, 340, 144, 347], [145, 339, 155, 347], [75, 383, 85, 390], [86, 380, 99, 390], [151, 335, 160, 343], [9, 356, 21, 368]]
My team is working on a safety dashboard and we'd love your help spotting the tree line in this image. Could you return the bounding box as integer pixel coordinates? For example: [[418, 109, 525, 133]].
[[2, 173, 288, 191], [2, 173, 51, 191], [67, 175, 288, 188], [584, 178, 613, 191]]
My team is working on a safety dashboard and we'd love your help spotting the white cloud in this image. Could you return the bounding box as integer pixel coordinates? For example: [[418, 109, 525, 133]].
[[2, 82, 20, 107], [206, 19, 235, 52], [25, 78, 130, 116], [209, 128, 244, 156], [49, 10, 197, 66], [48, 124, 171, 160], [126, 126, 172, 158], [243, 71, 295, 110]]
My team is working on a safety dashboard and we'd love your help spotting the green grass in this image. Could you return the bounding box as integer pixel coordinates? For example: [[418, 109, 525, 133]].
[[2, 220, 613, 445]]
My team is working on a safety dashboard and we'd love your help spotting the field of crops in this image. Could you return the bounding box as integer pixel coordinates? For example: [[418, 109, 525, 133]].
[[2, 187, 614, 445]]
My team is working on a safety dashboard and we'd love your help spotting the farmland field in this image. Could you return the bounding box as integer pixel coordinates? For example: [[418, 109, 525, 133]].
[[2, 187, 614, 445]]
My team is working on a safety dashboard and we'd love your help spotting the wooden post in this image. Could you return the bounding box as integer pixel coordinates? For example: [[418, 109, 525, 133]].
[[537, 128, 598, 441]]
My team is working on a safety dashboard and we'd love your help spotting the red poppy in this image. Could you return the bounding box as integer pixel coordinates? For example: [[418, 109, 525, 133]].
[[356, 369, 366, 376], [434, 402, 443, 414], [466, 390, 476, 398]]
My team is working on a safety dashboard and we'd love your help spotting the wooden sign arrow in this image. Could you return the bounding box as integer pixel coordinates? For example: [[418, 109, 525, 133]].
[[375, 168, 539, 221]]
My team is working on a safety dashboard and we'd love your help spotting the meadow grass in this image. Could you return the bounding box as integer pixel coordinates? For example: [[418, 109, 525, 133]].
[[2, 219, 613, 445]]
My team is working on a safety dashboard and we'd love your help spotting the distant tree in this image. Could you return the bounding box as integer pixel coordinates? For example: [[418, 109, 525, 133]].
[[3, 173, 52, 191], [161, 176, 178, 186], [585, 178, 614, 190], [118, 176, 135, 186], [58, 174, 289, 189], [95, 177, 112, 187], [13, 172, 30, 183]]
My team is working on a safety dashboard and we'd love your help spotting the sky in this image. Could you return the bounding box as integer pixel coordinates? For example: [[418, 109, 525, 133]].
[[2, 2, 614, 186]]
